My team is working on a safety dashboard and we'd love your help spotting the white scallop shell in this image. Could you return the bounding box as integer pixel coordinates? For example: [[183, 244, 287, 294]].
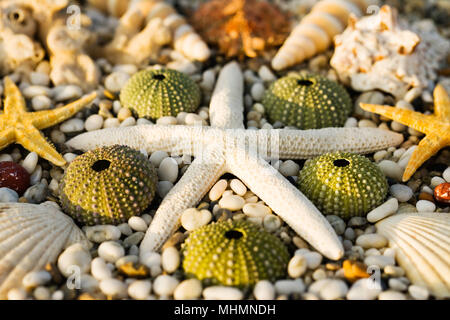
[[376, 212, 450, 298], [0, 202, 90, 299]]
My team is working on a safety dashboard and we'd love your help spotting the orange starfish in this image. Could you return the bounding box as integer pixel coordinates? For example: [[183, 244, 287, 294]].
[[361, 85, 450, 182], [0, 77, 96, 166]]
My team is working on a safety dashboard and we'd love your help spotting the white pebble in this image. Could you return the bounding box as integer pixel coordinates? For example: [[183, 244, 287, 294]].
[[156, 116, 177, 125], [7, 288, 27, 300], [52, 290, 64, 300], [297, 251, 322, 269], [263, 214, 281, 232], [98, 241, 125, 263], [443, 167, 450, 183], [23, 152, 38, 174], [54, 85, 82, 101], [219, 195, 245, 211], [63, 153, 77, 163], [153, 275, 179, 296], [185, 113, 204, 126], [416, 200, 436, 212], [158, 157, 178, 183], [85, 114, 104, 131], [384, 265, 405, 277], [250, 82, 265, 101], [390, 184, 413, 202], [30, 165, 42, 185], [367, 198, 398, 223], [80, 274, 99, 293], [91, 257, 112, 281], [149, 151, 168, 167], [389, 278, 407, 291], [288, 255, 307, 278], [140, 251, 161, 268], [30, 72, 50, 86], [85, 225, 121, 243], [22, 271, 51, 288], [200, 69, 216, 91], [31, 95, 52, 110], [0, 187, 19, 202], [230, 179, 247, 196], [120, 117, 136, 127], [320, 279, 348, 300], [356, 234, 388, 249], [60, 118, 85, 133], [364, 255, 395, 268], [279, 160, 300, 177], [23, 85, 51, 98], [378, 290, 406, 300], [253, 280, 275, 300], [203, 286, 243, 300], [128, 280, 152, 300], [128, 216, 147, 232], [105, 72, 130, 93], [157, 181, 173, 198], [161, 247, 180, 273], [103, 118, 120, 128], [243, 203, 271, 217], [99, 279, 127, 298], [34, 287, 50, 300], [181, 208, 212, 231], [430, 176, 445, 188], [378, 160, 403, 181], [0, 154, 13, 162], [57, 243, 91, 277], [117, 223, 133, 236], [275, 279, 305, 295], [258, 66, 276, 82], [408, 285, 429, 300], [174, 279, 202, 300], [347, 278, 381, 300], [209, 179, 227, 201]]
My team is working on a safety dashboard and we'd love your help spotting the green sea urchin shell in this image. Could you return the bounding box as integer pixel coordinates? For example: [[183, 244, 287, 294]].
[[262, 73, 352, 129], [119, 68, 201, 119], [182, 220, 289, 287], [59, 145, 157, 225], [297, 152, 388, 219]]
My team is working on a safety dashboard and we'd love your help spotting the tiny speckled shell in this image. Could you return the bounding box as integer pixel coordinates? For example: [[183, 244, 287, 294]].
[[297, 152, 388, 219], [182, 219, 289, 287], [262, 73, 352, 129], [119, 68, 201, 120], [59, 145, 157, 225]]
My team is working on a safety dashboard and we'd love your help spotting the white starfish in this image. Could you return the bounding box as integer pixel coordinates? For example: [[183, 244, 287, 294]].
[[67, 62, 403, 260]]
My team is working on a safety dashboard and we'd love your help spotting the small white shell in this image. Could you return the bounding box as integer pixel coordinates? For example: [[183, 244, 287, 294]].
[[376, 212, 450, 298], [0, 202, 90, 299]]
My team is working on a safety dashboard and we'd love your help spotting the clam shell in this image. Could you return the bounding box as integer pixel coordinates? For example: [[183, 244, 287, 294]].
[[376, 212, 450, 298], [0, 202, 90, 299]]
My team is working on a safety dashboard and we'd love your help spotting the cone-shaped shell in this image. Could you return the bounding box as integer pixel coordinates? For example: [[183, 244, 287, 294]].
[[376, 212, 450, 298], [0, 202, 90, 299]]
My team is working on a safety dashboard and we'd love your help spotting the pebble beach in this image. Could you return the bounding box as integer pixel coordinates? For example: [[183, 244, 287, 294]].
[[0, 0, 449, 301]]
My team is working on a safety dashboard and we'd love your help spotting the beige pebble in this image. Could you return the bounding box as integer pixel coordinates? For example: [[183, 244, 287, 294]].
[[288, 255, 307, 278], [356, 234, 388, 249], [180, 208, 212, 231], [219, 195, 245, 211], [156, 116, 177, 125], [174, 279, 202, 300], [229, 179, 247, 196], [209, 179, 227, 201], [243, 203, 271, 217]]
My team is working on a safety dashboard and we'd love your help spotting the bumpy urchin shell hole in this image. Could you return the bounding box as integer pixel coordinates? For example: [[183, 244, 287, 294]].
[[297, 79, 314, 86], [91, 159, 111, 172], [8, 10, 25, 24], [225, 229, 244, 240], [153, 74, 166, 81], [333, 159, 350, 167]]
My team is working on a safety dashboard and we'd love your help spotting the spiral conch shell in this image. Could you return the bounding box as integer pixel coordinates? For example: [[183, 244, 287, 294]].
[[376, 212, 450, 298], [271, 0, 369, 70], [0, 202, 90, 299]]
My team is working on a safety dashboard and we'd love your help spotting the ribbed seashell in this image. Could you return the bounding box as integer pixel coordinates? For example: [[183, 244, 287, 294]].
[[376, 212, 450, 298], [271, 0, 368, 70], [0, 202, 90, 299]]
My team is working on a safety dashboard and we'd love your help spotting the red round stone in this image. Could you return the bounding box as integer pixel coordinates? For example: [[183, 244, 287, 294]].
[[434, 182, 450, 205], [0, 161, 30, 195]]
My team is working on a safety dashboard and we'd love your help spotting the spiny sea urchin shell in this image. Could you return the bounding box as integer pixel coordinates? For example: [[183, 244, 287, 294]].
[[262, 73, 352, 129], [59, 145, 157, 225], [119, 68, 201, 120], [297, 152, 388, 219], [182, 219, 289, 287]]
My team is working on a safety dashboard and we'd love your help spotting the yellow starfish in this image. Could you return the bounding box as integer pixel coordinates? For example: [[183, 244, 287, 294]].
[[0, 77, 97, 166], [361, 84, 450, 182]]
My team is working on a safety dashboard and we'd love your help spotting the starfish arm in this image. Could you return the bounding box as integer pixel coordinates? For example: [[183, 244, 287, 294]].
[[434, 84, 450, 121], [402, 133, 448, 182], [273, 128, 403, 159], [66, 124, 207, 155], [209, 61, 245, 129], [15, 126, 66, 166], [0, 127, 15, 150], [3, 77, 27, 114], [360, 103, 434, 134], [140, 148, 227, 255], [226, 147, 344, 260], [29, 92, 97, 130]]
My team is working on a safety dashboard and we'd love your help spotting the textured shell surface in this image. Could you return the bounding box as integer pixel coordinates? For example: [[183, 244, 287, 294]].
[[376, 212, 450, 298], [182, 219, 289, 287], [297, 152, 388, 219], [0, 202, 90, 299], [119, 68, 201, 120], [262, 73, 353, 129]]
